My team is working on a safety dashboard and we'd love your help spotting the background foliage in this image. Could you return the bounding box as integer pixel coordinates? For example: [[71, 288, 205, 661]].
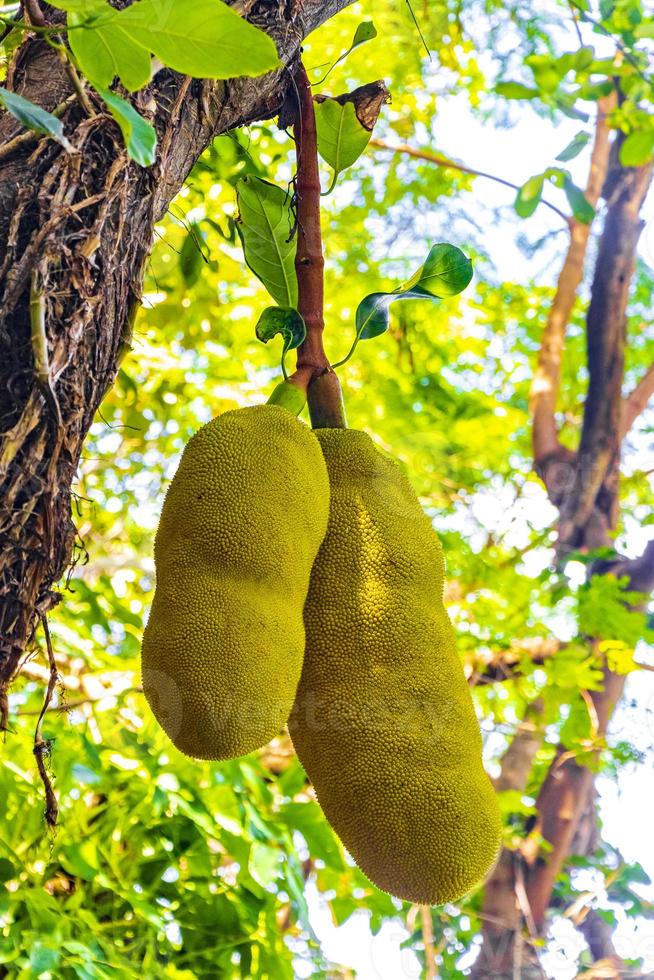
[[2, 0, 654, 976]]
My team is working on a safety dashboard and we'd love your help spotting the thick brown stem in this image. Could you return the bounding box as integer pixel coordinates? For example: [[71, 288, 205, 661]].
[[291, 61, 345, 428], [293, 62, 326, 373]]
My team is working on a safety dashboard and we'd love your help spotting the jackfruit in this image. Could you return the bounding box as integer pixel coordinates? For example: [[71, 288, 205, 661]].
[[289, 428, 501, 905], [142, 404, 330, 761]]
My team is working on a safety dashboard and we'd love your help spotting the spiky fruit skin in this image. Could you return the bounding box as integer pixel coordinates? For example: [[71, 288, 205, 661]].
[[142, 405, 330, 761], [289, 429, 501, 905]]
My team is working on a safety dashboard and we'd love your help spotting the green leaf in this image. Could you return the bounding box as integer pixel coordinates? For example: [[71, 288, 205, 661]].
[[236, 176, 297, 307], [256, 307, 306, 353], [118, 0, 280, 80], [0, 858, 15, 883], [351, 243, 473, 346], [67, 7, 153, 92], [578, 575, 650, 646], [30, 944, 61, 973], [54, 0, 112, 12], [249, 843, 279, 887], [257, 306, 306, 383], [402, 241, 474, 297], [61, 841, 99, 881], [330, 895, 359, 926], [573, 45, 595, 71], [555, 95, 590, 122], [619, 129, 654, 167], [314, 98, 371, 191], [563, 177, 595, 223], [515, 173, 545, 218], [315, 20, 377, 83], [526, 54, 562, 93], [0, 87, 73, 151], [349, 20, 377, 51], [556, 131, 590, 162], [179, 223, 207, 287], [575, 79, 615, 101], [96, 87, 157, 167], [495, 81, 539, 99]]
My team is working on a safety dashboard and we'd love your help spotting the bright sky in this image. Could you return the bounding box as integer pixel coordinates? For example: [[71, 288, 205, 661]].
[[302, 33, 654, 979]]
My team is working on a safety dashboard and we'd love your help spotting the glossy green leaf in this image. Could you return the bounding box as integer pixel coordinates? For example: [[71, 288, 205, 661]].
[[118, 0, 280, 79], [67, 8, 152, 92], [236, 177, 297, 307], [315, 98, 371, 191], [0, 87, 72, 151], [350, 243, 473, 346], [97, 87, 157, 167]]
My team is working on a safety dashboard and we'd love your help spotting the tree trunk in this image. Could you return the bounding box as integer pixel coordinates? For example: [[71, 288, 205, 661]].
[[0, 0, 354, 722], [472, 143, 653, 978]]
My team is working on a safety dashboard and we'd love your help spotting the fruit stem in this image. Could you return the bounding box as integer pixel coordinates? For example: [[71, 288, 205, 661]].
[[267, 378, 307, 416], [290, 60, 346, 429], [307, 371, 347, 429]]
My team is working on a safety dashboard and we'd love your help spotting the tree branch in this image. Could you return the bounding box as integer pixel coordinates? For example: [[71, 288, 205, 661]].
[[370, 137, 572, 226], [602, 538, 654, 594], [620, 360, 654, 439], [576, 908, 624, 971], [531, 97, 614, 468], [471, 700, 546, 979], [558, 157, 653, 549], [522, 667, 626, 930]]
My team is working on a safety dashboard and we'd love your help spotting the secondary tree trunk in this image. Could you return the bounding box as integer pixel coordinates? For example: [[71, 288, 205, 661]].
[[471, 145, 653, 978], [0, 0, 354, 722]]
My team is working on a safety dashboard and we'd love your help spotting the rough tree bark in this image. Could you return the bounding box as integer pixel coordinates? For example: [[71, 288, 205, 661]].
[[0, 0, 355, 724], [471, 119, 654, 978]]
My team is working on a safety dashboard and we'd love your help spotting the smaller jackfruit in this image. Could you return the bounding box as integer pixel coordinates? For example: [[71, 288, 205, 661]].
[[142, 404, 330, 761], [290, 428, 501, 905]]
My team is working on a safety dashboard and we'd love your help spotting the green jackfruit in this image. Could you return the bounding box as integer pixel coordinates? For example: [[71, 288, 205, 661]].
[[289, 429, 501, 905], [142, 405, 330, 761]]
